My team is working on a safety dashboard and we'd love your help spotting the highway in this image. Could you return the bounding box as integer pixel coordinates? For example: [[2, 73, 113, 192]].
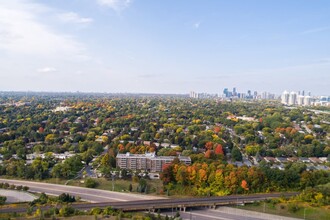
[[0, 191, 298, 214], [163, 207, 302, 220], [0, 178, 163, 203]]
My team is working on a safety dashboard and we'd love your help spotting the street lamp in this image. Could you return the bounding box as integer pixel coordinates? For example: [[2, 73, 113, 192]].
[[111, 175, 115, 191]]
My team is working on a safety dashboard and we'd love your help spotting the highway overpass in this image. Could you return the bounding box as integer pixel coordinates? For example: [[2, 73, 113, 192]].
[[0, 192, 298, 214]]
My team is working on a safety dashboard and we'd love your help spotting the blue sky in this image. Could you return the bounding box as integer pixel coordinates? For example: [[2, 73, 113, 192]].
[[0, 0, 329, 95]]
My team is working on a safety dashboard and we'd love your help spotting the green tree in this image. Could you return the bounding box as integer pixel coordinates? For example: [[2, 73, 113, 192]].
[[0, 196, 6, 205], [231, 147, 242, 161]]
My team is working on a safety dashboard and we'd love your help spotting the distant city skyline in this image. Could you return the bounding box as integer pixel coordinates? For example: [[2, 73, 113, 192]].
[[0, 1, 330, 95]]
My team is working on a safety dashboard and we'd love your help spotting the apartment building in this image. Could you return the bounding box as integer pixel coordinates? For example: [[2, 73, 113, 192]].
[[116, 152, 191, 172]]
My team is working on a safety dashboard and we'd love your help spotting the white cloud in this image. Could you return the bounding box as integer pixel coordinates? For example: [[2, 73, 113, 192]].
[[0, 0, 88, 60], [97, 0, 132, 11], [194, 22, 201, 29], [58, 12, 93, 25], [37, 67, 57, 73]]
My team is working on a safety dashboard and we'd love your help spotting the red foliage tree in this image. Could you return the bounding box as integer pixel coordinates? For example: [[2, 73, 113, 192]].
[[161, 164, 174, 185], [38, 127, 44, 133], [205, 149, 213, 159], [205, 141, 213, 150], [214, 144, 224, 155], [214, 126, 221, 133], [241, 180, 249, 191]]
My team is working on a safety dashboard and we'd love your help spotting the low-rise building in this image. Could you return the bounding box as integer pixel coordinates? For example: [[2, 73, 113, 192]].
[[309, 157, 322, 164], [263, 157, 276, 163], [116, 152, 191, 172]]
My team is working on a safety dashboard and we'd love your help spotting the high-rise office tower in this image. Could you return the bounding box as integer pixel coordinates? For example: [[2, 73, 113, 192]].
[[223, 88, 229, 97]]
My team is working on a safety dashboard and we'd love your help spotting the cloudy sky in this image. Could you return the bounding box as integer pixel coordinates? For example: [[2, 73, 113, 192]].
[[0, 0, 329, 95]]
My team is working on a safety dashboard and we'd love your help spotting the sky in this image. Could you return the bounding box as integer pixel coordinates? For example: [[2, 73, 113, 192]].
[[0, 0, 329, 95]]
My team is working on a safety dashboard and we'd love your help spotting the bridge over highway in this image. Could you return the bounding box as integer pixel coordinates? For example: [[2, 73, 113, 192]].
[[0, 192, 298, 213]]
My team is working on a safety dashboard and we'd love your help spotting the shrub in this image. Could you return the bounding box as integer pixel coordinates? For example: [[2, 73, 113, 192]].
[[90, 207, 102, 215], [288, 203, 301, 213], [103, 206, 116, 215], [58, 193, 76, 203], [44, 208, 59, 218], [85, 178, 98, 188], [59, 206, 75, 217], [3, 183, 9, 189], [0, 196, 7, 205]]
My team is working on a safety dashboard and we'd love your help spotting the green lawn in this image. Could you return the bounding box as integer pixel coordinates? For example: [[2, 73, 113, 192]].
[[237, 201, 330, 220], [66, 177, 165, 196]]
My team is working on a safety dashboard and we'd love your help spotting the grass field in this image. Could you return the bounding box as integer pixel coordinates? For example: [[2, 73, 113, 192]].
[[65, 177, 165, 196], [236, 201, 330, 220]]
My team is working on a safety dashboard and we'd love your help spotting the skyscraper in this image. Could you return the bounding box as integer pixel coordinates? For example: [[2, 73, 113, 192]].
[[304, 96, 311, 106], [281, 91, 289, 105], [288, 92, 297, 105], [297, 95, 304, 106], [223, 88, 229, 97], [233, 87, 237, 96]]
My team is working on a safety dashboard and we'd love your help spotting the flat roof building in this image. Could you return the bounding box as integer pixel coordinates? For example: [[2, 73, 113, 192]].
[[116, 152, 191, 173]]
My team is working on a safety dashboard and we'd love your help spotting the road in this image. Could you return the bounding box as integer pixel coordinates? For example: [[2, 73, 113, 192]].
[[0, 179, 163, 203], [163, 207, 302, 220], [0, 192, 298, 214], [0, 189, 36, 203]]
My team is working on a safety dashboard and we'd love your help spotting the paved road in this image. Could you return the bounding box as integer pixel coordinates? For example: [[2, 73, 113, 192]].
[[0, 179, 164, 203], [0, 189, 36, 203], [163, 207, 302, 220], [85, 165, 97, 178], [0, 192, 297, 214]]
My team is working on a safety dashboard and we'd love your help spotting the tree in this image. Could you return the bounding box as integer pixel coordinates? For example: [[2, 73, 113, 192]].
[[205, 142, 213, 150], [231, 147, 242, 161], [59, 206, 75, 217], [0, 196, 6, 205], [161, 164, 174, 185], [58, 193, 76, 203], [241, 180, 249, 191], [45, 134, 56, 144], [214, 144, 224, 155], [205, 149, 213, 159], [137, 178, 147, 193], [175, 165, 188, 185]]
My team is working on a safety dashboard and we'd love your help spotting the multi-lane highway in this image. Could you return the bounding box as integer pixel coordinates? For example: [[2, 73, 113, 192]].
[[0, 178, 163, 203], [163, 207, 302, 220], [0, 185, 297, 214], [0, 178, 298, 219]]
